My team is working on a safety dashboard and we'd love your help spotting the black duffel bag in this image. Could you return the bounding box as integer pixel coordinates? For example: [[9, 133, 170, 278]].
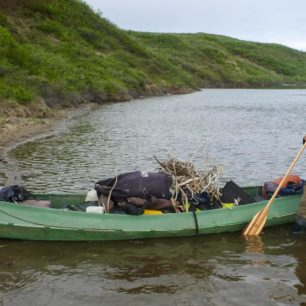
[[220, 181, 254, 205], [95, 171, 173, 201], [0, 185, 32, 203]]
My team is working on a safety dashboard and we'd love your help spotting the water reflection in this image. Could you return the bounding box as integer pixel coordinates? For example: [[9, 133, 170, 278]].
[[291, 236, 306, 297], [0, 230, 305, 305], [244, 236, 265, 254]]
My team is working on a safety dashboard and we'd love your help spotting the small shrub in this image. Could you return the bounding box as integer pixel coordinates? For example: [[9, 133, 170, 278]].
[[79, 28, 101, 48], [36, 20, 65, 37], [23, 0, 54, 16], [0, 82, 35, 104]]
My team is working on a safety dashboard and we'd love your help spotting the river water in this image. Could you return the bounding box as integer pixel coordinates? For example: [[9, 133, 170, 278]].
[[0, 89, 306, 305]]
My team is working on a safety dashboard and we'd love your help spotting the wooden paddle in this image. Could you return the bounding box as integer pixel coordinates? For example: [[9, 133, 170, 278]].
[[243, 141, 306, 236]]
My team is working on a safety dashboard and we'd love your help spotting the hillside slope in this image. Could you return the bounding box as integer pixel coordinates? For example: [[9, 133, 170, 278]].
[[0, 0, 306, 119]]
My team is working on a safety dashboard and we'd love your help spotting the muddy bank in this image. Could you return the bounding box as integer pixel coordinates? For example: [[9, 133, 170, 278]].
[[0, 117, 56, 151], [0, 103, 97, 154]]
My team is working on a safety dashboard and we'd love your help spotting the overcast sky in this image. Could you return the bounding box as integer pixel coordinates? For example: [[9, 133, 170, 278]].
[[84, 0, 306, 51]]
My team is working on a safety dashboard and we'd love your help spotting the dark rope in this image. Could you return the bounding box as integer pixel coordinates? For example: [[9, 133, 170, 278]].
[[192, 210, 199, 235]]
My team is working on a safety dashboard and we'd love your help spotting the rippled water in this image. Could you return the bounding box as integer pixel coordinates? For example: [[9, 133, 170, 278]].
[[2, 89, 306, 192], [1, 89, 306, 305]]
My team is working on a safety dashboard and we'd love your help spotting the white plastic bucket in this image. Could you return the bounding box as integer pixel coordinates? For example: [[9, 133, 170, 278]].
[[85, 189, 98, 202], [86, 206, 104, 214]]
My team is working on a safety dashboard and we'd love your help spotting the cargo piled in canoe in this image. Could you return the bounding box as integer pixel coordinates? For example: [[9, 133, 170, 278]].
[[93, 154, 227, 215]]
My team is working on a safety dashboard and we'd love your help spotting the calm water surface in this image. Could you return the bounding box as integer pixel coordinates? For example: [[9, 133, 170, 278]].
[[0, 89, 306, 305]]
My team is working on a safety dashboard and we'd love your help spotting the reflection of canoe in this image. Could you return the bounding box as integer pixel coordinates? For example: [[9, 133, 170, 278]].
[[0, 187, 302, 241]]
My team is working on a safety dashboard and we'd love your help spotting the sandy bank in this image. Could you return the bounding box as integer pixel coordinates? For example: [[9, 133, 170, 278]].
[[0, 103, 96, 154]]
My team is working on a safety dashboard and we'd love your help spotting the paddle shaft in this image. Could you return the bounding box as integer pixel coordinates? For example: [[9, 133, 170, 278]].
[[243, 141, 306, 236]]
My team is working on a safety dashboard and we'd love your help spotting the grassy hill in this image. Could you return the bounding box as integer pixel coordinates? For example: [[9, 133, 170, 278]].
[[1, 0, 306, 118]]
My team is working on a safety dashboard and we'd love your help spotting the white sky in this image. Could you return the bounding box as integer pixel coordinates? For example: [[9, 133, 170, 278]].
[[84, 0, 306, 51]]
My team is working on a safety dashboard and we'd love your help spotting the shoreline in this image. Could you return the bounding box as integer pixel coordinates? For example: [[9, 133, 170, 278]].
[[0, 86, 195, 154], [1, 86, 306, 154], [0, 86, 194, 154], [0, 103, 97, 156]]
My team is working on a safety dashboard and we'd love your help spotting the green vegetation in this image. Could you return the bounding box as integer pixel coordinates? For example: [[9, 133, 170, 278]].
[[0, 0, 306, 115]]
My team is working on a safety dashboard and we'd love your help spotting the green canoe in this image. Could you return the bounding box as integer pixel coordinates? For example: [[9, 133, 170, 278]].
[[0, 187, 302, 241]]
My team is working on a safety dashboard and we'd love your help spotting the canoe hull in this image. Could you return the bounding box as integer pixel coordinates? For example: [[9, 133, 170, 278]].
[[0, 192, 302, 241]]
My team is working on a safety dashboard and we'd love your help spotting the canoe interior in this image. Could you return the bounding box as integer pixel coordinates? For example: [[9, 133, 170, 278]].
[[36, 186, 264, 209]]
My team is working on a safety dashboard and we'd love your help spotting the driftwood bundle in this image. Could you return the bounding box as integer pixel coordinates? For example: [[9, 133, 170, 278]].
[[154, 154, 223, 210]]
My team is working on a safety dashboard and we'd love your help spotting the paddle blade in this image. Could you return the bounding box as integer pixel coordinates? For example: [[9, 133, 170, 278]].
[[242, 208, 268, 236]]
